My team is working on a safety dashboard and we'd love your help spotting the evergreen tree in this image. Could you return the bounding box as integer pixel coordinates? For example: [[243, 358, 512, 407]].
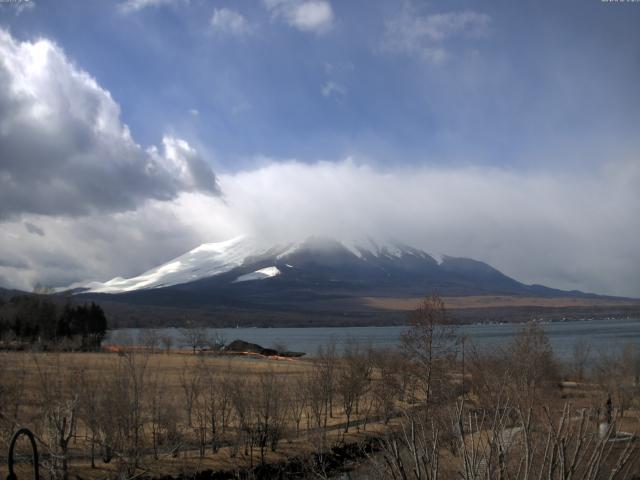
[[57, 304, 73, 339], [0, 295, 108, 349]]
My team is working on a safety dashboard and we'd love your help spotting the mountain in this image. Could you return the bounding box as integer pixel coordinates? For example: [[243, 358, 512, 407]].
[[64, 235, 640, 327], [70, 235, 539, 297]]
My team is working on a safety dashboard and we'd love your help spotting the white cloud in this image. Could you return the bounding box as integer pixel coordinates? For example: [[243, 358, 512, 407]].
[[3, 159, 638, 297], [218, 160, 640, 297], [321, 80, 346, 97], [211, 8, 253, 36], [118, 0, 184, 14], [0, 0, 35, 16], [0, 196, 230, 291], [0, 28, 219, 218], [189, 108, 199, 116], [264, 0, 334, 34], [383, 7, 490, 63]]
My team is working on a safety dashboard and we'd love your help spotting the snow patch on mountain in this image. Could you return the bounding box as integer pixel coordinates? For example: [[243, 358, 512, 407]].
[[341, 240, 364, 258], [432, 253, 446, 265], [342, 238, 418, 259], [233, 266, 281, 283]]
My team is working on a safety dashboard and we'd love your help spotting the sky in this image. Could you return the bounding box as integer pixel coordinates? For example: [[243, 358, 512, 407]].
[[0, 0, 639, 297]]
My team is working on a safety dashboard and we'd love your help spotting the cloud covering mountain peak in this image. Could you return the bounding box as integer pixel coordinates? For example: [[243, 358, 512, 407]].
[[0, 26, 638, 299]]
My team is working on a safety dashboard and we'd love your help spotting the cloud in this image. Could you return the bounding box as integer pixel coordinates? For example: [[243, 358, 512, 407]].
[[264, 0, 334, 34], [24, 221, 44, 237], [382, 6, 490, 63], [118, 0, 184, 14], [189, 108, 199, 116], [0, 28, 219, 218], [321, 81, 346, 98], [0, 255, 29, 270], [0, 0, 35, 16], [215, 160, 640, 297], [0, 193, 230, 291], [211, 8, 253, 36], [3, 159, 637, 297]]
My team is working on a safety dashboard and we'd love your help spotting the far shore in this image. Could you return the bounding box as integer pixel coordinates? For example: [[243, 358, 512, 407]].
[[363, 294, 640, 311]]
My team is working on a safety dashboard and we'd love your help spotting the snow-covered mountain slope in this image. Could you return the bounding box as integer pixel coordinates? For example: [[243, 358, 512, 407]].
[[233, 266, 281, 283], [66, 234, 551, 301], [66, 235, 630, 327], [276, 237, 441, 262], [71, 235, 288, 294], [69, 235, 448, 294]]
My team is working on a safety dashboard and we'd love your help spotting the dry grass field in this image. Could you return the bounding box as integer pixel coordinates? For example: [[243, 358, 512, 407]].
[[362, 294, 640, 310], [0, 348, 397, 479], [2, 305, 640, 479]]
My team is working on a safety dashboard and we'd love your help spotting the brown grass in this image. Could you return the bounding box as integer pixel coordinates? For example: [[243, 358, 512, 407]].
[[362, 294, 640, 311], [1, 350, 383, 479]]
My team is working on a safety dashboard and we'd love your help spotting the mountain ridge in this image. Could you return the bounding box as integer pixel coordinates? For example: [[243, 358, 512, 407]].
[[47, 233, 640, 327], [64, 235, 630, 305], [67, 235, 535, 296]]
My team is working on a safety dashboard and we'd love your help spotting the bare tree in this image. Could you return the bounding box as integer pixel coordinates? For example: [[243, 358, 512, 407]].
[[139, 328, 160, 353], [207, 331, 226, 353], [217, 365, 234, 435], [506, 322, 558, 409], [467, 343, 514, 412], [370, 348, 402, 424], [125, 349, 149, 472], [78, 369, 101, 468], [377, 396, 638, 480], [179, 360, 203, 428], [621, 341, 640, 386], [203, 365, 233, 454], [315, 339, 337, 421], [228, 375, 254, 462], [180, 325, 210, 354], [254, 370, 286, 463], [98, 348, 150, 475], [148, 373, 182, 459], [337, 340, 372, 432], [192, 376, 209, 458], [95, 366, 121, 464], [0, 353, 26, 439], [570, 339, 592, 381], [35, 356, 79, 480], [204, 370, 221, 453], [401, 295, 458, 406], [160, 334, 174, 354], [305, 367, 327, 431], [288, 374, 308, 437], [592, 343, 639, 421]]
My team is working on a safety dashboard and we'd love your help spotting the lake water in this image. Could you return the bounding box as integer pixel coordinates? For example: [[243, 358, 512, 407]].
[[107, 317, 640, 360]]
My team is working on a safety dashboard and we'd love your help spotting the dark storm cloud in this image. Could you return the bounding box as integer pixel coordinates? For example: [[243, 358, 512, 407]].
[[0, 255, 29, 269], [0, 29, 220, 219], [24, 221, 44, 236]]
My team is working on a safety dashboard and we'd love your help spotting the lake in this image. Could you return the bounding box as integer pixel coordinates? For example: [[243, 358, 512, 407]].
[[107, 317, 640, 360]]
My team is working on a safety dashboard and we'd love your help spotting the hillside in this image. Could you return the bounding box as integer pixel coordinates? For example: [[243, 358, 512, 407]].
[[60, 236, 640, 327]]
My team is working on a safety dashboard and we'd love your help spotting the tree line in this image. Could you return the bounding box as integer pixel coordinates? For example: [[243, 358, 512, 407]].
[[0, 295, 107, 349]]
